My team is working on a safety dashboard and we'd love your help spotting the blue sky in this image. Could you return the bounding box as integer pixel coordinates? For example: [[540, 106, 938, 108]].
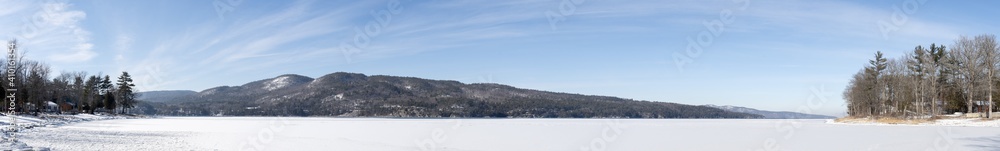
[[2, 0, 998, 116]]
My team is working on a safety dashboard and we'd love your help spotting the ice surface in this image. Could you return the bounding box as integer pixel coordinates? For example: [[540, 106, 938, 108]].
[[9, 117, 1000, 150]]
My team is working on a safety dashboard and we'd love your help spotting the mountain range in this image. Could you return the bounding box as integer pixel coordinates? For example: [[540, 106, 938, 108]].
[[702, 104, 836, 119], [137, 90, 197, 103], [135, 72, 763, 118]]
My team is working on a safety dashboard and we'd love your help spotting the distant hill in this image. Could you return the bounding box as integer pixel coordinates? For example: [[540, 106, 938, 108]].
[[137, 90, 197, 103], [702, 104, 835, 119], [141, 72, 763, 118]]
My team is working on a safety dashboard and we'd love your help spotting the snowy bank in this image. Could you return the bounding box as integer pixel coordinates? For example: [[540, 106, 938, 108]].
[[0, 113, 147, 150], [829, 117, 1000, 127]]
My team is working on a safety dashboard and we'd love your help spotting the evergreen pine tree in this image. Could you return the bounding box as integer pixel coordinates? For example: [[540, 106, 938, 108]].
[[116, 72, 136, 114]]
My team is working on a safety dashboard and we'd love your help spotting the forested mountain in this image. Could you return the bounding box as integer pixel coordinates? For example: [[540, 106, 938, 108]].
[[139, 72, 762, 118], [137, 90, 196, 103], [702, 105, 836, 119]]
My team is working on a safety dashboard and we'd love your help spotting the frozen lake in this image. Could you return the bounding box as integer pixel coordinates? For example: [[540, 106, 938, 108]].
[[14, 117, 1000, 151]]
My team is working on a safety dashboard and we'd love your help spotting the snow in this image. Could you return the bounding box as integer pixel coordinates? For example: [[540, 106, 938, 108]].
[[933, 118, 1000, 127], [0, 113, 119, 131], [9, 118, 1000, 150], [334, 93, 344, 100], [831, 118, 1000, 127], [0, 141, 35, 151], [0, 113, 129, 150], [263, 76, 291, 91]]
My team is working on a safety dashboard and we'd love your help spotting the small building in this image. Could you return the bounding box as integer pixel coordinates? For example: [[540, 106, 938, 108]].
[[967, 100, 997, 118], [45, 101, 59, 112], [973, 100, 992, 113], [59, 102, 77, 113]]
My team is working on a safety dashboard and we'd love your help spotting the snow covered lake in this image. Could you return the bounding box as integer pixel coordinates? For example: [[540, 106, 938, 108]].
[[14, 117, 1000, 150]]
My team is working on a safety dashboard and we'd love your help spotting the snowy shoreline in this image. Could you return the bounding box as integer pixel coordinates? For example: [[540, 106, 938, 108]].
[[827, 117, 1000, 127], [0, 113, 148, 150]]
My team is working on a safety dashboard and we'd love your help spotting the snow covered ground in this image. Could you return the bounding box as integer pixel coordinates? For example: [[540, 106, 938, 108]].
[[0, 113, 134, 150], [830, 117, 1000, 127], [8, 117, 1000, 150]]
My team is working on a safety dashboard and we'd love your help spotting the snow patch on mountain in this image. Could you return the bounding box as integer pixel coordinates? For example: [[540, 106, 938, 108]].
[[263, 76, 292, 91], [334, 93, 345, 100]]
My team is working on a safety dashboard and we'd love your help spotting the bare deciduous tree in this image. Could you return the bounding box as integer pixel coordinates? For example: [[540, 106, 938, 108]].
[[975, 34, 998, 118], [846, 34, 1000, 119]]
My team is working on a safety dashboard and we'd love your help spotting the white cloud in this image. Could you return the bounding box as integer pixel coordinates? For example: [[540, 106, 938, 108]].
[[0, 2, 97, 63], [0, 0, 31, 17], [46, 3, 96, 62], [115, 34, 133, 52], [112, 0, 976, 92], [41, 3, 86, 27], [113, 34, 133, 72], [48, 42, 95, 62]]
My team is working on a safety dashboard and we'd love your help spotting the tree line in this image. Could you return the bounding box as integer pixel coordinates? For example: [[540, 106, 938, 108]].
[[2, 40, 139, 115], [844, 34, 999, 118]]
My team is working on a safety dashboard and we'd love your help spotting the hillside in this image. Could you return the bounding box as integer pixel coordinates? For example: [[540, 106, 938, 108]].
[[138, 72, 762, 118], [137, 90, 197, 103], [703, 104, 836, 119]]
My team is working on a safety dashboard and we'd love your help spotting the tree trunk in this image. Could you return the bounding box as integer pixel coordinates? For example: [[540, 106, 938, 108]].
[[989, 94, 993, 118], [986, 69, 993, 118]]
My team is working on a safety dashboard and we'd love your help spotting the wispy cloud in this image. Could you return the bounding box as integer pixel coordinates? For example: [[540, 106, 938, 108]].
[[99, 0, 977, 94], [0, 2, 96, 64], [117, 0, 371, 90], [0, 0, 32, 17], [37, 2, 96, 62]]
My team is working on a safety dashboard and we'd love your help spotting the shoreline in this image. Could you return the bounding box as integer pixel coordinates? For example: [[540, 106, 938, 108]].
[[829, 116, 1000, 127], [0, 113, 149, 150]]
